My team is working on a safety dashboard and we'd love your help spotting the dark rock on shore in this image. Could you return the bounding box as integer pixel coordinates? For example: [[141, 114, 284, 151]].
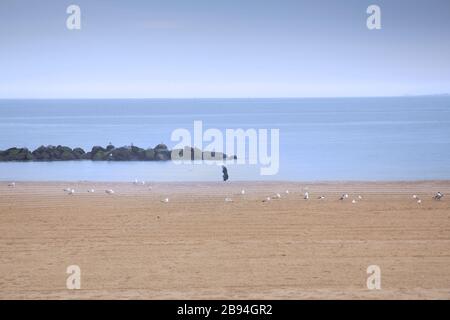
[[0, 147, 33, 161], [0, 144, 236, 162]]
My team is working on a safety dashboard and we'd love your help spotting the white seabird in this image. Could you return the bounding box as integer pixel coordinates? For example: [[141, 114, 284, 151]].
[[339, 193, 349, 200], [434, 192, 444, 200]]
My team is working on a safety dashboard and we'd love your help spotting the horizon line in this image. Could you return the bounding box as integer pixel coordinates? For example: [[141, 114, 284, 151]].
[[0, 93, 449, 100]]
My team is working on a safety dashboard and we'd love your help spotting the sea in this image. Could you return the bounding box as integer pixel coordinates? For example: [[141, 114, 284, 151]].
[[0, 97, 449, 182]]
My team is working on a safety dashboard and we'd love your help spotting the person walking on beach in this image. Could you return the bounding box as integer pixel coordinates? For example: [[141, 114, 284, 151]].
[[222, 165, 229, 182]]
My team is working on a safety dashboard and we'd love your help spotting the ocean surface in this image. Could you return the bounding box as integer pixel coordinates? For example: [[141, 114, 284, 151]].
[[0, 97, 449, 182]]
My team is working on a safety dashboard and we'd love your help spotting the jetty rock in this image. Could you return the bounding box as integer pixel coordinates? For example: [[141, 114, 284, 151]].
[[0, 144, 236, 162]]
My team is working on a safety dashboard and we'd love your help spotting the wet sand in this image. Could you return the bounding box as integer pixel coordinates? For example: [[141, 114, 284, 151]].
[[0, 181, 449, 299]]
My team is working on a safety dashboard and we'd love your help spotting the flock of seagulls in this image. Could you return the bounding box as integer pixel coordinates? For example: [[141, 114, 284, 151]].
[[5, 182, 446, 207], [222, 189, 435, 205]]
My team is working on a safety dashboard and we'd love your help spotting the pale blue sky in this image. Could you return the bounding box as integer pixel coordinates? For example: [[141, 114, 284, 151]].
[[1, 0, 449, 98]]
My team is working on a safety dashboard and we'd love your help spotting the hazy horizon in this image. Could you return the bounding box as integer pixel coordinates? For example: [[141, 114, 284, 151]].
[[0, 94, 449, 100]]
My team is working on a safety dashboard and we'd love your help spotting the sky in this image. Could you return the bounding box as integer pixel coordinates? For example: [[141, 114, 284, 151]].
[[0, 0, 449, 98]]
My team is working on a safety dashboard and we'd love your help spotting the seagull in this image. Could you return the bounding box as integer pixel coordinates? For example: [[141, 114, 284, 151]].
[[434, 192, 444, 200], [263, 197, 271, 202], [148, 186, 153, 191], [63, 188, 71, 192], [8, 182, 15, 188], [339, 194, 349, 200], [304, 192, 309, 200], [105, 189, 114, 194], [352, 199, 357, 204], [318, 196, 325, 200], [417, 199, 422, 204], [241, 189, 245, 195], [225, 197, 233, 202], [68, 189, 75, 195], [88, 189, 95, 193], [285, 190, 290, 194], [274, 193, 281, 199], [358, 195, 363, 200], [413, 195, 418, 199], [161, 198, 169, 203]]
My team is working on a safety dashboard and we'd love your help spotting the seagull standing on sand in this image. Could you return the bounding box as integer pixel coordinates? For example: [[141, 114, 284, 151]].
[[304, 192, 309, 200], [8, 182, 15, 188], [225, 197, 233, 202], [88, 189, 95, 193], [318, 196, 325, 200], [161, 198, 169, 203], [262, 197, 271, 202], [105, 189, 114, 194], [434, 192, 444, 200], [340, 194, 349, 200], [241, 189, 245, 195], [68, 189, 75, 195]]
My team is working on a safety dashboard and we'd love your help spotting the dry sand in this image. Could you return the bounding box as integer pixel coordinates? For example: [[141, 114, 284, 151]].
[[0, 181, 449, 299]]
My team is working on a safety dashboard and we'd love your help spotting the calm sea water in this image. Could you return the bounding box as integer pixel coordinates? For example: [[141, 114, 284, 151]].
[[0, 97, 449, 181]]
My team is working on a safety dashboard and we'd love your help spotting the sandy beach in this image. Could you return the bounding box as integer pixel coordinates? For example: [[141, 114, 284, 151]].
[[0, 181, 449, 299]]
